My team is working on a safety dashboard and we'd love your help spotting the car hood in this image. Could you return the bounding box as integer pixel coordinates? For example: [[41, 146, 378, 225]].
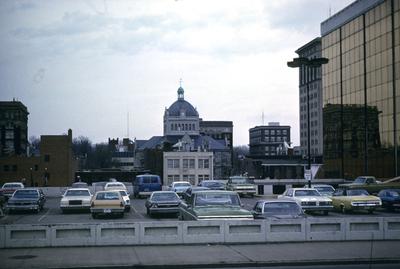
[[194, 206, 253, 218], [8, 198, 39, 203], [62, 196, 91, 201], [295, 196, 331, 202], [333, 195, 380, 201]]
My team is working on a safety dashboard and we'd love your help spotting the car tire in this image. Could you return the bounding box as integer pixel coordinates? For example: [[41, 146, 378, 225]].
[[341, 205, 347, 214]]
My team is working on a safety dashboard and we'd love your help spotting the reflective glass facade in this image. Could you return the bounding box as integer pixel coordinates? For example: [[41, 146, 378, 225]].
[[322, 0, 400, 179]]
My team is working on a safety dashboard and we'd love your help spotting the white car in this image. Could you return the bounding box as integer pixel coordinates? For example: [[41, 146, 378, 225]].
[[279, 188, 333, 215], [104, 182, 128, 193], [168, 181, 192, 197], [117, 190, 131, 212], [60, 188, 92, 213]]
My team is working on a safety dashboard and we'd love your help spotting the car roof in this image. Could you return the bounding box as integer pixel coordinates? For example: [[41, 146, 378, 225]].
[[309, 184, 334, 187], [194, 190, 236, 195], [151, 191, 177, 195], [290, 188, 318, 191], [3, 182, 24, 186], [66, 188, 90, 191], [173, 181, 191, 184], [258, 199, 298, 203]]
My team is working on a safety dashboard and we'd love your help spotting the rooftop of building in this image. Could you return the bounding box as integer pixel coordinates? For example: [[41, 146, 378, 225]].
[[295, 37, 321, 54], [0, 100, 29, 114]]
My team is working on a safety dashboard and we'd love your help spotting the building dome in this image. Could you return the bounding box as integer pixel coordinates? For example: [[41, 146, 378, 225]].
[[167, 99, 198, 117], [166, 86, 198, 117]]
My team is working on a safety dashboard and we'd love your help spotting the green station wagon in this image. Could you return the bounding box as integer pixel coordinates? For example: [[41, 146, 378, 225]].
[[178, 190, 253, 220]]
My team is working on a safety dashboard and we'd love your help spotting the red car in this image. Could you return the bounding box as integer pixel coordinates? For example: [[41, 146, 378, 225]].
[[0, 182, 25, 200]]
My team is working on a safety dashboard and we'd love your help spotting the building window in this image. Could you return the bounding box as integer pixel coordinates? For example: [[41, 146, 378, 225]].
[[3, 165, 9, 172], [198, 159, 209, 169], [167, 159, 180, 169], [183, 174, 196, 185], [271, 130, 275, 135], [44, 155, 50, 162], [183, 159, 195, 169], [35, 165, 39, 171], [12, 165, 17, 172]]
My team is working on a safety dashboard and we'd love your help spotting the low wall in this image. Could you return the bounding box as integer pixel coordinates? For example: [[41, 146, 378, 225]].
[[1, 217, 400, 248]]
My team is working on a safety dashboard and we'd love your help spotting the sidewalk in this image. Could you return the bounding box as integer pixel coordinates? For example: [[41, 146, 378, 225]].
[[1, 240, 400, 269]]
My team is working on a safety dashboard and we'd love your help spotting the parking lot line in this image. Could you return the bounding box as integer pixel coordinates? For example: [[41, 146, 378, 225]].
[[38, 208, 51, 222]]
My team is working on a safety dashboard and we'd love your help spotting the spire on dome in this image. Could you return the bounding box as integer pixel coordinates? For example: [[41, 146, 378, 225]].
[[177, 78, 184, 100]]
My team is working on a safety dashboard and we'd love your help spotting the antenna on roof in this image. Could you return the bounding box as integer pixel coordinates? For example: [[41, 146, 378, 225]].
[[127, 111, 130, 138], [262, 111, 265, 125]]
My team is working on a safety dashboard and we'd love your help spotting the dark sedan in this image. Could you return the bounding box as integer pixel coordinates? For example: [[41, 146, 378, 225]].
[[252, 199, 304, 219], [145, 191, 181, 217], [378, 189, 400, 211], [6, 188, 46, 213]]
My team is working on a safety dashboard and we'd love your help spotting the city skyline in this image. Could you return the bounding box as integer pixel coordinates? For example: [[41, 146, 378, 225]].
[[0, 0, 354, 146]]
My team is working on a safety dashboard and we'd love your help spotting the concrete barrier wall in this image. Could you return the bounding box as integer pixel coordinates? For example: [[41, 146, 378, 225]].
[[2, 217, 400, 248]]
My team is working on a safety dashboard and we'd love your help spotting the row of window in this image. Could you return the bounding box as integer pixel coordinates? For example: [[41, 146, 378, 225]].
[[2, 164, 40, 172], [167, 158, 210, 169], [171, 123, 196, 131]]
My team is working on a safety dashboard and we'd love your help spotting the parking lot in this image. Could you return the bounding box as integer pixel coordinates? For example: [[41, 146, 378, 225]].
[[1, 195, 399, 225]]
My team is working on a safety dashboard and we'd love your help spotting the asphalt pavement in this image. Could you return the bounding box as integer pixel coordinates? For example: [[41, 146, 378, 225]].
[[1, 240, 400, 269]]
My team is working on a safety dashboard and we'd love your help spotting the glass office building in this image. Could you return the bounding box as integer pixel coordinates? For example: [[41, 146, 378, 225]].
[[321, 0, 399, 179]]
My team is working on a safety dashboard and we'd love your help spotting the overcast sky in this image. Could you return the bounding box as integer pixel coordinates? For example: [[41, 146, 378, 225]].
[[0, 0, 354, 146]]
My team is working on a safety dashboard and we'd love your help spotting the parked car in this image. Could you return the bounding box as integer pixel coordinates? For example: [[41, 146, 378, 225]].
[[133, 174, 162, 198], [378, 189, 400, 211], [0, 182, 24, 200], [304, 184, 335, 197], [331, 188, 382, 214], [279, 188, 333, 215], [252, 199, 304, 219], [71, 182, 89, 188], [6, 188, 46, 213], [104, 182, 128, 193], [168, 181, 192, 197], [178, 190, 253, 220], [225, 176, 256, 197], [118, 190, 131, 212], [60, 188, 92, 213], [182, 186, 210, 202], [145, 191, 181, 217], [198, 180, 225, 190], [90, 190, 125, 218]]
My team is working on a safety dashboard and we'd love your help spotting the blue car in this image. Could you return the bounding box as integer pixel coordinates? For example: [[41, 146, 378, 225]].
[[378, 189, 400, 211]]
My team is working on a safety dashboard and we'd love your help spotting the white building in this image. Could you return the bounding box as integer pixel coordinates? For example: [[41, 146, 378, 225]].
[[163, 151, 213, 186]]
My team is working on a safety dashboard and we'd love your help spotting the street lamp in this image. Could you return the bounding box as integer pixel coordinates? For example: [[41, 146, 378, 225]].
[[287, 57, 329, 188]]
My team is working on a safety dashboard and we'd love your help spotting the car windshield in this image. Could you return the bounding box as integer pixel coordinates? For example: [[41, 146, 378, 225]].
[[314, 186, 334, 192], [152, 193, 179, 201], [230, 177, 250, 184], [263, 202, 301, 215], [203, 181, 223, 187], [195, 193, 240, 206], [174, 183, 191, 187], [96, 192, 119, 200], [66, 190, 90, 196], [3, 184, 22, 189], [347, 189, 369, 196], [13, 190, 38, 198], [119, 191, 128, 196], [294, 190, 320, 196]]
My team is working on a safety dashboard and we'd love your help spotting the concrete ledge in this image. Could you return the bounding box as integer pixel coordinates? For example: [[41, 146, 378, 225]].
[[2, 216, 400, 248], [225, 220, 265, 243], [383, 217, 400, 240], [5, 224, 51, 248], [306, 218, 345, 241], [96, 222, 139, 245], [345, 217, 384, 240], [266, 218, 306, 242], [140, 222, 183, 245], [183, 221, 224, 244], [51, 224, 96, 247]]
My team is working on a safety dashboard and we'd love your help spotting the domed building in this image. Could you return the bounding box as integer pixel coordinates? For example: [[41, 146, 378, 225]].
[[137, 84, 233, 186], [163, 86, 200, 136]]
